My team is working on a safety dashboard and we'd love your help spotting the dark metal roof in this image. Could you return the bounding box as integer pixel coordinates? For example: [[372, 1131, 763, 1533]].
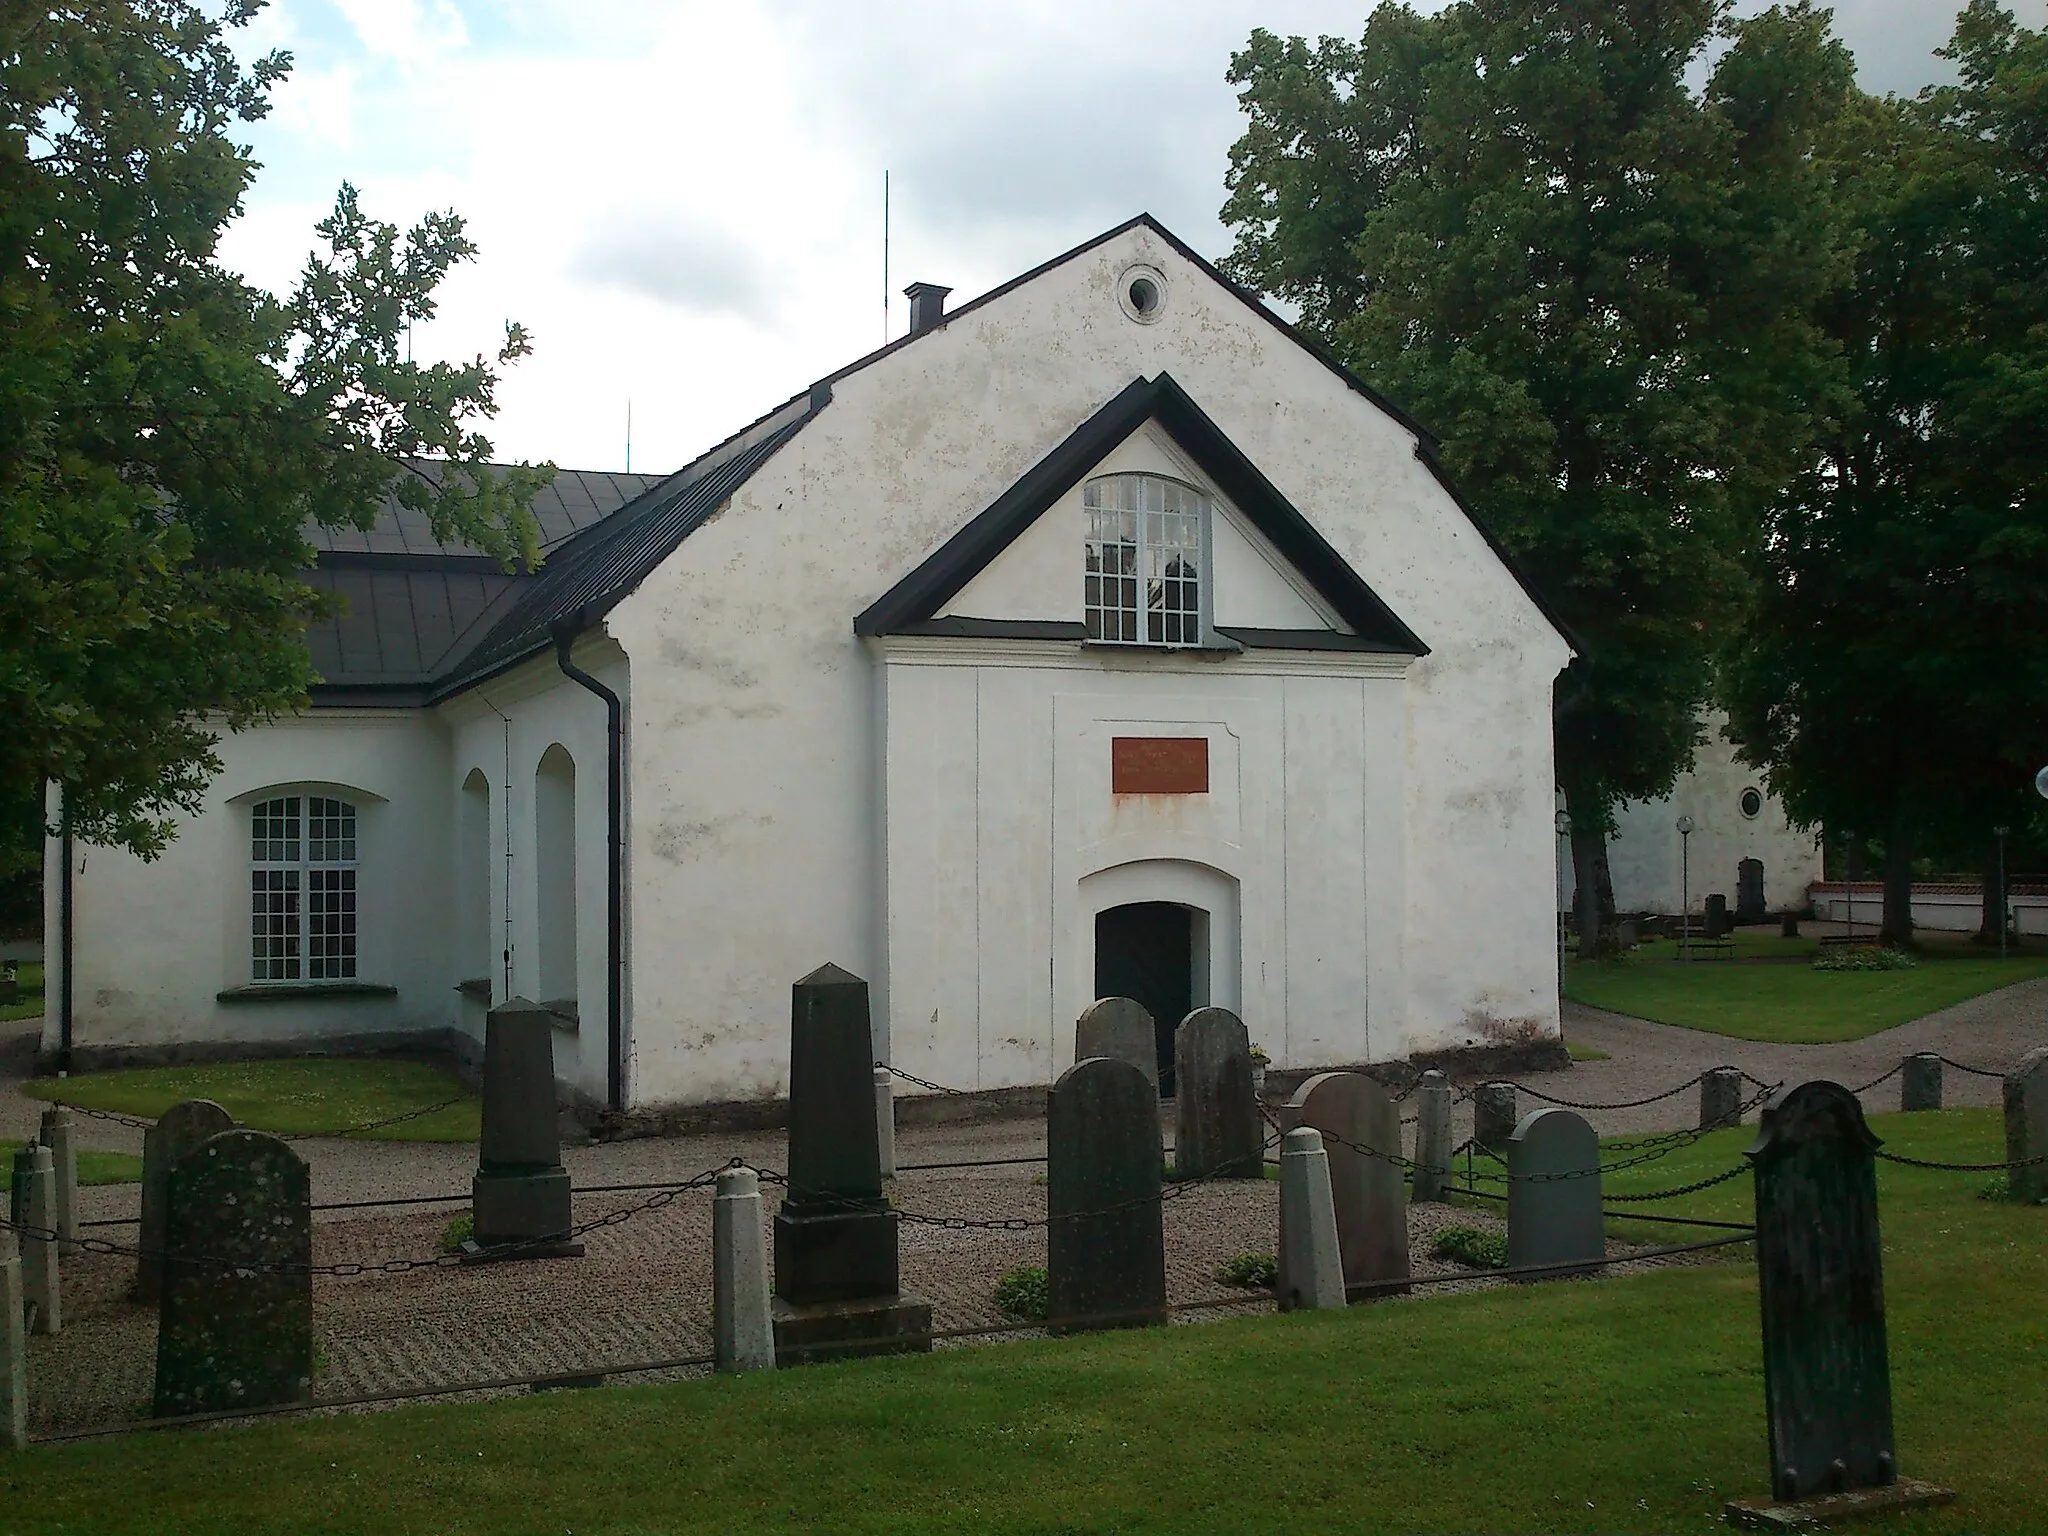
[[308, 463, 664, 558]]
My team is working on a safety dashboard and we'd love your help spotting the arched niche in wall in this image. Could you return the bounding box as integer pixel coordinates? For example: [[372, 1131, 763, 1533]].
[[534, 744, 578, 1012], [1078, 859, 1242, 1077], [458, 768, 493, 994]]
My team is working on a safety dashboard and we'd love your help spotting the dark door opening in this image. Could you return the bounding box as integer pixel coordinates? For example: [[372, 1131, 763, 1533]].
[[1094, 901, 1194, 1097]]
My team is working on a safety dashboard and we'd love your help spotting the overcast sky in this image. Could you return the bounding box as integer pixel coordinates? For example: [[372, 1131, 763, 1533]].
[[225, 0, 2020, 474]]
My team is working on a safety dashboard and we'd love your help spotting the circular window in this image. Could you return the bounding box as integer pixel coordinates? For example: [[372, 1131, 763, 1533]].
[[1117, 263, 1167, 323], [1739, 788, 1763, 820]]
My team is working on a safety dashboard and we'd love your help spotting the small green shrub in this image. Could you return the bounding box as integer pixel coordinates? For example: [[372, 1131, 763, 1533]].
[[1431, 1225, 1508, 1270], [1216, 1252, 1278, 1289], [438, 1214, 474, 1254], [993, 1264, 1049, 1321], [1812, 946, 1917, 973]]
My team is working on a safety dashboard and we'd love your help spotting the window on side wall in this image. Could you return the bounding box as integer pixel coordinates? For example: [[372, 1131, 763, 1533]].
[[1084, 473, 1209, 646], [250, 795, 358, 982]]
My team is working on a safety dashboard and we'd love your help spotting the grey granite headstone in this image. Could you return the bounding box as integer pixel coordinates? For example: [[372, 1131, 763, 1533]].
[[1173, 1007, 1262, 1180], [772, 965, 930, 1364], [1747, 1082, 1896, 1501], [1074, 997, 1159, 1095], [1048, 1056, 1165, 1332], [137, 1099, 234, 1303], [1900, 1054, 1942, 1113], [1701, 1067, 1744, 1130], [1, 1226, 22, 1449], [1506, 1108, 1603, 1277], [470, 997, 580, 1257], [1474, 1082, 1517, 1157], [1410, 1070, 1454, 1203], [154, 1130, 312, 1417], [2005, 1047, 2048, 1204], [1285, 1071, 1409, 1296], [38, 1107, 77, 1248]]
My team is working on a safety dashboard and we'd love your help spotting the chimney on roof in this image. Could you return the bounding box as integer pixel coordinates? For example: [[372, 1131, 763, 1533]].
[[904, 281, 952, 337]]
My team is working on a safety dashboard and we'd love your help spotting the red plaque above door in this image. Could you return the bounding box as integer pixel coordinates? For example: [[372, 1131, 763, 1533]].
[[1112, 736, 1209, 795]]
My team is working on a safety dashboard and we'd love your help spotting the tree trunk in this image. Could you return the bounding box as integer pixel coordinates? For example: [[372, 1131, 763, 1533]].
[[1880, 813, 1915, 949], [1977, 841, 2007, 946], [1563, 785, 1616, 958]]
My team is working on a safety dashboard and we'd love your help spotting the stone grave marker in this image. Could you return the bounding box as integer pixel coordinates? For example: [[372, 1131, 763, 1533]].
[[1411, 1070, 1454, 1203], [1505, 1108, 1602, 1277], [1173, 1007, 1262, 1181], [1473, 1082, 1517, 1157], [1047, 1056, 1165, 1332], [1781, 911, 1802, 939], [2006, 1047, 2048, 1204], [1285, 1071, 1409, 1297], [1737, 1081, 1939, 1513], [772, 964, 930, 1364], [1074, 997, 1158, 1096], [38, 1107, 77, 1248], [1900, 1053, 1942, 1113], [1, 1225, 22, 1450], [1706, 893, 1731, 938], [1701, 1067, 1744, 1130], [469, 997, 581, 1259], [136, 1099, 234, 1303], [154, 1130, 313, 1417]]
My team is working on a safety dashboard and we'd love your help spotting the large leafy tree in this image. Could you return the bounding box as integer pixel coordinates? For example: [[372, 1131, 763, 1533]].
[[1222, 0, 1856, 948], [1, 1, 549, 874], [1723, 2, 2048, 945]]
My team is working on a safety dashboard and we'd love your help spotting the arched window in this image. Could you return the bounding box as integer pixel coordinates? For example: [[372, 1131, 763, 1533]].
[[535, 744, 578, 1009], [1084, 473, 1209, 646], [250, 795, 357, 981]]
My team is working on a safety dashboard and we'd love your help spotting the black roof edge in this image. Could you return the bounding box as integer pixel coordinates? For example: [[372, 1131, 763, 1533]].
[[890, 618, 1090, 641], [855, 372, 1428, 657], [308, 684, 432, 708], [1215, 627, 1415, 654]]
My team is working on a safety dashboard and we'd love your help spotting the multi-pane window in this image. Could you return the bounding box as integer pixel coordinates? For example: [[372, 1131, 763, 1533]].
[[250, 796, 358, 982], [1084, 474, 1207, 645]]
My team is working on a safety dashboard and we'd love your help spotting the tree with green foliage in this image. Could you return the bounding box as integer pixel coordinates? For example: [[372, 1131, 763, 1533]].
[[1, 1, 549, 882], [1222, 0, 1857, 950], [1722, 1, 2048, 947]]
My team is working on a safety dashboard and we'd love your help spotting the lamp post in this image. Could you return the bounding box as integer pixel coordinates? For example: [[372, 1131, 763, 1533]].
[[1555, 809, 1572, 981], [1676, 814, 1695, 961], [1994, 825, 2011, 961]]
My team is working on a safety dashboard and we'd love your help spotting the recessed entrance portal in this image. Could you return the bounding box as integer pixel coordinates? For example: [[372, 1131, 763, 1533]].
[[1094, 902, 1194, 1096]]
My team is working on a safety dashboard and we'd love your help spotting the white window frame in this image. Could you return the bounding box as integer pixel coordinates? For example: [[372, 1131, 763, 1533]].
[[249, 794, 359, 983], [1083, 473, 1212, 647]]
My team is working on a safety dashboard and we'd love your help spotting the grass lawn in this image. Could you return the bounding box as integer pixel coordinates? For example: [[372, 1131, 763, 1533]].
[[1563, 1038, 1610, 1062], [1564, 938, 2048, 1043], [0, 1139, 142, 1184], [1, 960, 44, 1022], [20, 1058, 479, 1142], [5, 1109, 2041, 1535]]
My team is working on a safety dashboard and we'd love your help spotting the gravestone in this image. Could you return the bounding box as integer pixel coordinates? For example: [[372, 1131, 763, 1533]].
[[1074, 997, 1159, 1096], [136, 1099, 234, 1303], [1047, 1056, 1165, 1332], [1737, 859, 1767, 924], [1473, 1082, 1517, 1157], [1781, 911, 1802, 939], [1744, 1082, 1901, 1503], [1285, 1071, 1410, 1296], [1615, 918, 1639, 950], [1173, 1007, 1262, 1180], [1, 1226, 22, 1450], [1410, 1070, 1454, 1203], [2005, 1047, 2048, 1205], [469, 997, 582, 1259], [1505, 1108, 1602, 1278], [1701, 1067, 1744, 1131], [1276, 1128, 1346, 1311], [771, 964, 931, 1364], [38, 1107, 77, 1248], [1900, 1053, 1942, 1113], [20, 1146, 57, 1335], [154, 1130, 313, 1417], [1706, 893, 1731, 938]]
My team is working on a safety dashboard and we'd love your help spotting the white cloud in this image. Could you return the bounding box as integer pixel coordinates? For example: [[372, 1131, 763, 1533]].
[[330, 0, 468, 59]]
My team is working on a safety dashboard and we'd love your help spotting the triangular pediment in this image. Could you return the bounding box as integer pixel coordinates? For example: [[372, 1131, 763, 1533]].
[[852, 373, 1428, 655]]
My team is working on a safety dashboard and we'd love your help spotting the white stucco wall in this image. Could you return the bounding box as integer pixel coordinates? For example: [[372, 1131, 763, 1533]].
[[608, 222, 1570, 1107]]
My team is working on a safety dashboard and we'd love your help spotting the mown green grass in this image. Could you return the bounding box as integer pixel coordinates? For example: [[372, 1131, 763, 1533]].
[[20, 1058, 479, 1142], [1, 959, 44, 1022], [1564, 943, 2048, 1043], [0, 1139, 142, 1184], [4, 1108, 2040, 1535]]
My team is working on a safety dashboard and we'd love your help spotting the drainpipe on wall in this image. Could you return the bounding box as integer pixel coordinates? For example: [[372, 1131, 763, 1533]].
[[552, 614, 625, 1116], [59, 816, 74, 1072]]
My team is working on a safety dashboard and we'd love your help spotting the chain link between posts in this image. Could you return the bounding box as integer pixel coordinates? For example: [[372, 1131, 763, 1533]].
[[30, 1094, 469, 1141]]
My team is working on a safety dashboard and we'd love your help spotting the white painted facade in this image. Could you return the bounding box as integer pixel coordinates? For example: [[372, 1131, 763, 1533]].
[[46, 219, 1573, 1108]]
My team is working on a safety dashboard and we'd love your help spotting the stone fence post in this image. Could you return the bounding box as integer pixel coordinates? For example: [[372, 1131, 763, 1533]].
[[1, 1226, 24, 1450], [713, 1167, 775, 1374], [1411, 1070, 1453, 1203], [21, 1147, 58, 1337], [1276, 1128, 1345, 1311], [1900, 1054, 1942, 1113], [1473, 1083, 1517, 1158], [1700, 1068, 1743, 1131]]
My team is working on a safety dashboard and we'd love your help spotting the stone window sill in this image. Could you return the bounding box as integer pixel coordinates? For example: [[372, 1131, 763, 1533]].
[[541, 999, 579, 1032], [216, 982, 399, 1004], [454, 978, 492, 1002]]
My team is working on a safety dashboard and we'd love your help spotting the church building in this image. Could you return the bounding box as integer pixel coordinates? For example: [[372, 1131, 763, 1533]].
[[44, 216, 1574, 1112]]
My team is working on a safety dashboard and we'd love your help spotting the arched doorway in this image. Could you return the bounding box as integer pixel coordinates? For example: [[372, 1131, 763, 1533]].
[[1095, 902, 1200, 1095]]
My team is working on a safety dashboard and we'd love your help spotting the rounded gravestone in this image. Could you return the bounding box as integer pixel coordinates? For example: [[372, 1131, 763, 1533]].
[[1286, 1071, 1410, 1295], [1047, 1056, 1165, 1332], [2005, 1047, 2048, 1204], [1173, 1007, 1262, 1180], [1075, 997, 1158, 1096], [136, 1099, 235, 1304], [1505, 1108, 1602, 1277]]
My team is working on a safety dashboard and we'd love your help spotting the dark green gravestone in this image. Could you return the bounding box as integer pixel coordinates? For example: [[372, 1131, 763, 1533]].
[[1900, 1053, 1942, 1113], [136, 1099, 234, 1303], [771, 964, 930, 1364], [2004, 1047, 2048, 1204], [1173, 1007, 1262, 1180], [1747, 1081, 1897, 1501], [1285, 1071, 1410, 1297], [154, 1130, 313, 1417], [1505, 1108, 1603, 1278], [1075, 997, 1158, 1096], [469, 997, 582, 1258], [1048, 1056, 1166, 1332]]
